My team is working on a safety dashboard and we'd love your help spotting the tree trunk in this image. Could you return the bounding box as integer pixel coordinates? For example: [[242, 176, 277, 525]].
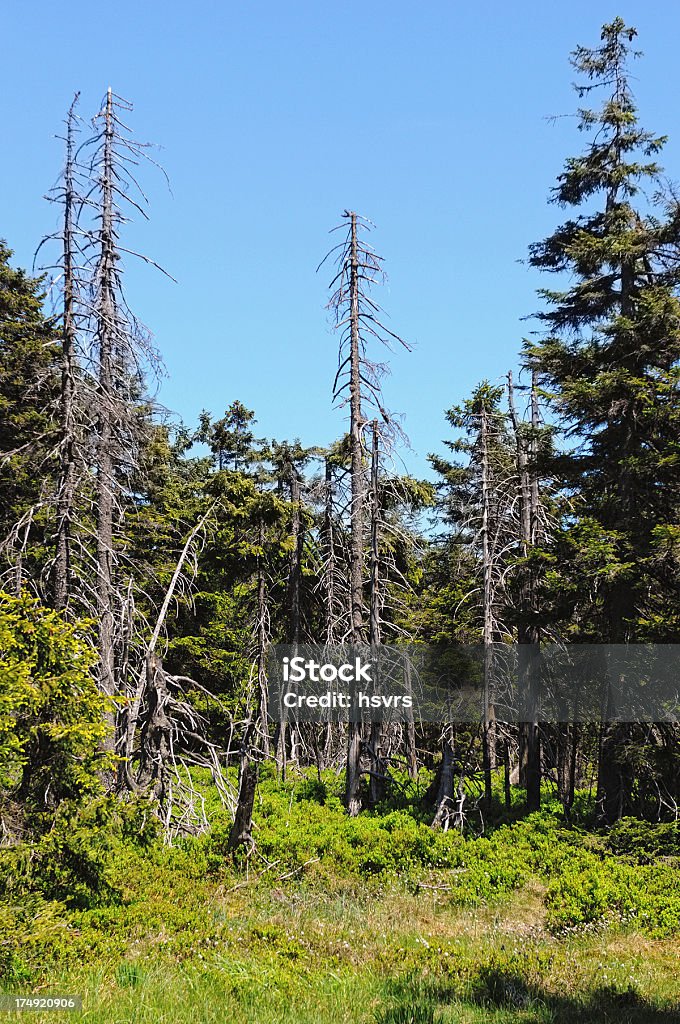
[[507, 370, 541, 811], [230, 516, 268, 850], [54, 95, 80, 613], [404, 655, 418, 780], [368, 421, 386, 806], [95, 87, 117, 755], [480, 402, 496, 808], [345, 211, 366, 817], [277, 461, 303, 772], [431, 731, 455, 828]]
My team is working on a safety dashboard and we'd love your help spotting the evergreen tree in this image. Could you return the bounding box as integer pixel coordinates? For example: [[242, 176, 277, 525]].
[[525, 18, 680, 821], [525, 17, 680, 645], [0, 241, 58, 589]]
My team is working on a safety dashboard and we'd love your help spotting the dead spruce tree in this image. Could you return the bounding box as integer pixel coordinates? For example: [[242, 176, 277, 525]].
[[45, 94, 86, 612], [320, 210, 410, 816], [2, 94, 90, 603], [271, 440, 315, 773], [4, 91, 233, 834], [430, 382, 517, 825], [367, 421, 385, 805], [83, 88, 172, 737], [507, 369, 544, 810]]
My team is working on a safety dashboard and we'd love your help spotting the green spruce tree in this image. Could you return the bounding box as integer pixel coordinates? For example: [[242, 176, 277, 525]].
[[526, 18, 680, 821]]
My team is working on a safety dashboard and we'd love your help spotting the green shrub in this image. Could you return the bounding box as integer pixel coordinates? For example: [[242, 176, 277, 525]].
[[606, 817, 680, 860], [0, 795, 160, 910], [545, 857, 680, 936], [0, 591, 111, 809]]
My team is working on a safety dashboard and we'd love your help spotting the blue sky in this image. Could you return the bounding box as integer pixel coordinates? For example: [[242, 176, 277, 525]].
[[3, 2, 680, 478]]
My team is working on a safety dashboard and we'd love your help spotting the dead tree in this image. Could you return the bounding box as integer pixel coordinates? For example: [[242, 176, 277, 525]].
[[93, 87, 118, 713], [52, 95, 82, 611], [368, 421, 386, 805], [507, 370, 544, 811], [320, 210, 410, 816], [479, 397, 496, 807], [83, 88, 172, 753], [5, 94, 91, 609], [272, 442, 309, 772], [229, 515, 269, 851], [346, 285, 365, 817], [115, 501, 236, 834], [430, 383, 516, 826]]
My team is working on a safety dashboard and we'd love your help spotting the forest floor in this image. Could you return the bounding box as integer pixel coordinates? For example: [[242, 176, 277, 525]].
[[4, 769, 680, 1023]]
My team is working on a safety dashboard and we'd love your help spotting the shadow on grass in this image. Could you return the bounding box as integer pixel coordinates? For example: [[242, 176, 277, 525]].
[[378, 970, 680, 1023]]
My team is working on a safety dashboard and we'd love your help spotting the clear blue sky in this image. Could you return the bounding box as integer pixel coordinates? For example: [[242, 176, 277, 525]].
[[3, 2, 680, 477]]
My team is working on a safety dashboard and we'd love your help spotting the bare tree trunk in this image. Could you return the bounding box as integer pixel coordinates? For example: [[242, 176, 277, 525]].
[[480, 402, 496, 808], [345, 211, 366, 817], [507, 370, 541, 811], [568, 722, 579, 812], [404, 655, 418, 780], [277, 461, 303, 771], [94, 88, 117, 751], [256, 516, 270, 757], [368, 421, 386, 806], [54, 95, 80, 613], [503, 737, 512, 809], [323, 458, 337, 644], [557, 723, 572, 813], [230, 516, 268, 851], [524, 373, 542, 811], [228, 720, 258, 853], [287, 464, 303, 643], [136, 653, 171, 800], [431, 731, 455, 828]]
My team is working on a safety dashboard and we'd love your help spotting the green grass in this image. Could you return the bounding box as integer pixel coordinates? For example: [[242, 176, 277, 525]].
[[1, 770, 679, 1023]]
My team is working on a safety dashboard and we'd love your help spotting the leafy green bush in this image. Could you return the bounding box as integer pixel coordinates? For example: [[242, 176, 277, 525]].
[[0, 590, 111, 808], [0, 794, 160, 909], [545, 856, 680, 936], [0, 894, 72, 982], [606, 816, 680, 860]]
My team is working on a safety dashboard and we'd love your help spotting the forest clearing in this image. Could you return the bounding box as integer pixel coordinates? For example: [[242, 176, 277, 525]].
[[1, 10, 680, 1023]]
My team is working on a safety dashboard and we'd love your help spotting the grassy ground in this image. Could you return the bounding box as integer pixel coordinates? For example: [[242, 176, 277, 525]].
[[19, 881, 680, 1022], [3, 770, 680, 1022]]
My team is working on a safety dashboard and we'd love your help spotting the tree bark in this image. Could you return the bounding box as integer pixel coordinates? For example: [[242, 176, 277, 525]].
[[480, 401, 496, 808], [508, 370, 541, 811], [95, 87, 117, 755], [345, 211, 366, 817], [368, 421, 386, 806], [54, 95, 80, 613]]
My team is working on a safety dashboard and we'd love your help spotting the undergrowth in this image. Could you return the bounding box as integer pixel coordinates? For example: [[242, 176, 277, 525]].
[[0, 768, 678, 1022]]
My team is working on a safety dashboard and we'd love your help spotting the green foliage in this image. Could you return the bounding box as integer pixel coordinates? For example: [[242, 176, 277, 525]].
[[606, 816, 680, 859], [0, 241, 58, 572], [196, 771, 680, 938], [0, 591, 111, 808], [545, 858, 680, 937], [0, 794, 159, 910], [525, 18, 680, 644], [0, 771, 678, 1019]]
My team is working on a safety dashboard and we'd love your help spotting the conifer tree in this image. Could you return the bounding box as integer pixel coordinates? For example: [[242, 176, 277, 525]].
[[0, 242, 58, 591], [526, 18, 680, 820]]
